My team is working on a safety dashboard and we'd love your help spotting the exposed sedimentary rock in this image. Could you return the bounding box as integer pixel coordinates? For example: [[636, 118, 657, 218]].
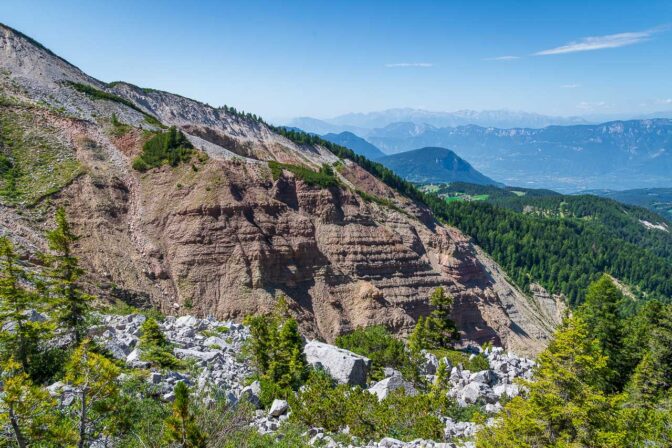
[[0, 23, 563, 355]]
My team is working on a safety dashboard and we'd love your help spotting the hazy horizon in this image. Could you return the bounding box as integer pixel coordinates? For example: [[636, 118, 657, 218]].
[[2, 0, 671, 122]]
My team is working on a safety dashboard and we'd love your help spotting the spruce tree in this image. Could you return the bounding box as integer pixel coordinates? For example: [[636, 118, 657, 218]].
[[578, 274, 626, 390], [272, 318, 306, 390], [476, 317, 621, 447], [165, 381, 206, 448], [44, 207, 92, 346], [627, 304, 672, 404], [427, 287, 459, 347]]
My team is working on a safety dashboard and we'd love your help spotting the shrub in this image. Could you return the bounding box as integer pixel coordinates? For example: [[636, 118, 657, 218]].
[[289, 369, 445, 441], [243, 298, 307, 407], [335, 325, 417, 382], [138, 318, 183, 369], [268, 161, 338, 188], [132, 127, 194, 171]]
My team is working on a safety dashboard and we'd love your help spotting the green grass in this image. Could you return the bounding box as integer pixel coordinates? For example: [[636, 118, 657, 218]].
[[0, 106, 82, 205], [472, 194, 490, 201], [268, 161, 339, 188], [444, 196, 464, 203]]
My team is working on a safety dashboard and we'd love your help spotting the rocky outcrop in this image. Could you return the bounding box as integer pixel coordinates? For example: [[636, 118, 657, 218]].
[[0, 23, 563, 355]]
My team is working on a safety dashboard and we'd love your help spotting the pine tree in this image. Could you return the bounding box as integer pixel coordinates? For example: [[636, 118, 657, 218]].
[[271, 318, 306, 390], [427, 287, 460, 347], [476, 317, 623, 447], [0, 358, 60, 448], [44, 207, 92, 346], [138, 317, 181, 368], [64, 341, 121, 448], [0, 237, 51, 373], [165, 381, 206, 448]]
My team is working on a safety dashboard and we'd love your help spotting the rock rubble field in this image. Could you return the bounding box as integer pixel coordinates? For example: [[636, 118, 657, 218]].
[[47, 313, 534, 447]]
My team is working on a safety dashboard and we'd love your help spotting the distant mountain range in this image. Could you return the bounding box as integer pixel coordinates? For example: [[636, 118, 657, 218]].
[[365, 119, 672, 192], [377, 147, 502, 186], [289, 108, 590, 134]]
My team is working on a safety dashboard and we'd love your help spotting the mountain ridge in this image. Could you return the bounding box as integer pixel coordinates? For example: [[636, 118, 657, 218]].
[[377, 147, 502, 186], [0, 22, 561, 355]]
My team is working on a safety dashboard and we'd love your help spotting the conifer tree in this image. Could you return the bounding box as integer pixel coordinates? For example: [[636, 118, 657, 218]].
[[65, 341, 121, 448], [0, 358, 59, 448], [165, 381, 206, 448], [0, 237, 50, 372], [427, 287, 459, 347], [476, 317, 622, 447], [138, 317, 181, 368], [408, 287, 459, 351], [44, 207, 92, 346], [627, 304, 672, 404], [271, 318, 307, 390], [578, 274, 626, 390]]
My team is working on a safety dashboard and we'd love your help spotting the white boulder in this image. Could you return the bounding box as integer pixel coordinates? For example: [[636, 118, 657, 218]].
[[303, 340, 371, 386]]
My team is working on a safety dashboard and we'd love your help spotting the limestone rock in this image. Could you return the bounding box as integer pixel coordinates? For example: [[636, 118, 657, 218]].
[[268, 399, 289, 417], [304, 340, 371, 386], [368, 372, 417, 401]]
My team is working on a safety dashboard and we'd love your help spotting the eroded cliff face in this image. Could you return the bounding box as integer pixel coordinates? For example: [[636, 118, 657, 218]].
[[0, 23, 561, 355]]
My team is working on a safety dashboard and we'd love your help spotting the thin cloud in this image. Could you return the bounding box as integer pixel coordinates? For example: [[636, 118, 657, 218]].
[[535, 27, 666, 55], [656, 98, 672, 105], [577, 101, 608, 111], [484, 55, 520, 61], [385, 62, 434, 68], [561, 84, 581, 88]]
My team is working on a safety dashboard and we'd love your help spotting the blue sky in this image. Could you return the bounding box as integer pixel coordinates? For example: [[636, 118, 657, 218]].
[[1, 0, 671, 121]]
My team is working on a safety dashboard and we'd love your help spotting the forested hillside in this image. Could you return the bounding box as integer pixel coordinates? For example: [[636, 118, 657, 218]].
[[586, 187, 672, 221], [424, 183, 672, 306]]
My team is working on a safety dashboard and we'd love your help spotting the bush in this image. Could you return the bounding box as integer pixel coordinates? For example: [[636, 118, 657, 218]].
[[268, 161, 338, 188], [132, 127, 194, 171], [335, 325, 417, 382], [289, 369, 445, 441], [138, 318, 183, 369], [432, 348, 490, 372]]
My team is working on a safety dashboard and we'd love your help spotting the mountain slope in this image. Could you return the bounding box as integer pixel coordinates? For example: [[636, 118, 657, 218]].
[[378, 147, 502, 186], [322, 131, 386, 159], [0, 23, 561, 355], [366, 121, 672, 191]]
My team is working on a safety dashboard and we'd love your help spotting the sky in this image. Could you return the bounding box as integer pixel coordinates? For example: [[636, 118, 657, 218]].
[[1, 0, 672, 122]]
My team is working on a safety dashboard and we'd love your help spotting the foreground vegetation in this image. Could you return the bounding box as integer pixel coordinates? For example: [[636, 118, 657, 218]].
[[478, 275, 672, 447]]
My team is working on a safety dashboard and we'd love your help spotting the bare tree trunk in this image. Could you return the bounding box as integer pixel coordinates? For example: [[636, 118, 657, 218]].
[[9, 404, 27, 448], [78, 389, 87, 448]]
